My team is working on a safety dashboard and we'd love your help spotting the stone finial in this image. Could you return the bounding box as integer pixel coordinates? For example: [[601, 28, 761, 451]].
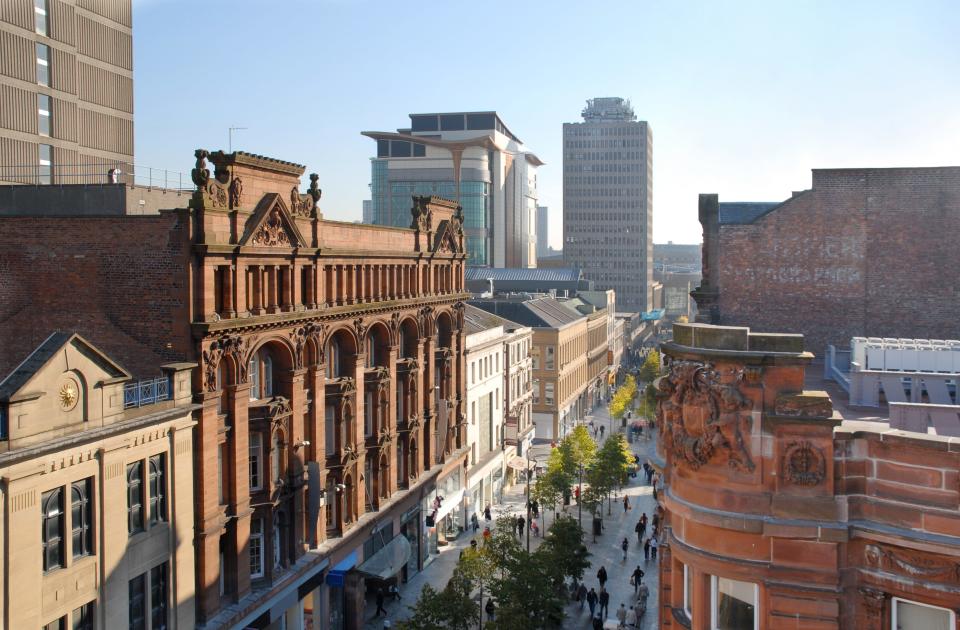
[[192, 149, 210, 187], [308, 173, 321, 203]]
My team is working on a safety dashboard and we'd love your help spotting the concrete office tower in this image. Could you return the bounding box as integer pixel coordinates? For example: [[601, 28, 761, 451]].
[[362, 199, 372, 223], [0, 0, 134, 184], [364, 111, 543, 268], [536, 205, 549, 258], [563, 97, 653, 312]]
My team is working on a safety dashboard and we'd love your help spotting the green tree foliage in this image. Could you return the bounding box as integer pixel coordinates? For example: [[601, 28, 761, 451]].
[[563, 425, 598, 476], [488, 545, 566, 629], [399, 568, 477, 630], [639, 349, 662, 383], [610, 374, 638, 420], [539, 515, 591, 583]]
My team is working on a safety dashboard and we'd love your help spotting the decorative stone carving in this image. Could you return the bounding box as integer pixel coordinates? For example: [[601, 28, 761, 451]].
[[452, 203, 464, 234], [782, 441, 826, 486], [291, 322, 327, 368], [864, 544, 960, 581], [191, 149, 210, 187], [418, 306, 434, 337], [410, 196, 431, 232], [774, 392, 833, 419], [205, 181, 228, 208], [203, 334, 247, 390], [252, 208, 291, 246], [354, 317, 367, 342], [308, 173, 321, 204], [656, 361, 755, 471], [388, 312, 401, 342], [453, 301, 465, 329], [289, 186, 314, 218], [858, 587, 886, 629], [228, 175, 243, 209]]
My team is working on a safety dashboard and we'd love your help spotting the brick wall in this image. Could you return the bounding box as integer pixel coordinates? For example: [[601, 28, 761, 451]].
[[0, 212, 192, 378], [712, 167, 960, 357]]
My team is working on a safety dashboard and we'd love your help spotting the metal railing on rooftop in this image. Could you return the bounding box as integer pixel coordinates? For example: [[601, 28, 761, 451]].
[[123, 376, 171, 409], [0, 162, 196, 191]]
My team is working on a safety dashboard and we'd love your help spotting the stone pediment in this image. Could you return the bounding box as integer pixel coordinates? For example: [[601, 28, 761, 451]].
[[240, 193, 308, 248], [431, 220, 462, 255]]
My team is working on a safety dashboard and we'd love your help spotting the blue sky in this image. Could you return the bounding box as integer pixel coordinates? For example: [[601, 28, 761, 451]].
[[133, 0, 960, 246]]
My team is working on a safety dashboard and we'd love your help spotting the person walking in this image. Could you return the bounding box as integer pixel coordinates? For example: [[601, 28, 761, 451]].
[[638, 582, 650, 614], [531, 499, 540, 518], [517, 515, 525, 538], [482, 526, 491, 544], [374, 587, 387, 617], [577, 583, 588, 610], [599, 587, 610, 619], [600, 425, 606, 439], [639, 513, 648, 537], [616, 603, 627, 628], [651, 536, 659, 560], [586, 587, 598, 617], [484, 504, 492, 520], [485, 598, 496, 621], [597, 565, 608, 589], [643, 537, 651, 562], [631, 566, 645, 594], [625, 604, 637, 628], [623, 495, 630, 513], [634, 520, 643, 543], [592, 612, 604, 630], [621, 537, 629, 562], [471, 512, 479, 533]]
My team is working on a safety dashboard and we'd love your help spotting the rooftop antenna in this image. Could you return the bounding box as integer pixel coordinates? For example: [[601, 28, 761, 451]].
[[228, 126, 248, 153]]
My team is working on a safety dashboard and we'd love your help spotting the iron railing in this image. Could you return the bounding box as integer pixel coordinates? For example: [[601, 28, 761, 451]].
[[0, 162, 195, 190], [123, 376, 171, 409]]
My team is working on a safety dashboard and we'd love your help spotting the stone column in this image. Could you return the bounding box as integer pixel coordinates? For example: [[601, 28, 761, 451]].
[[227, 380, 253, 602]]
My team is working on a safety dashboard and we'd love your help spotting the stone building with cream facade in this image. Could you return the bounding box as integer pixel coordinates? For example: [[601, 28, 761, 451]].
[[0, 149, 470, 628], [0, 332, 196, 630], [653, 323, 960, 630]]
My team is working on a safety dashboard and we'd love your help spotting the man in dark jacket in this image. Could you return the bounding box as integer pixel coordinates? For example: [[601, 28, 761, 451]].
[[631, 566, 645, 594], [598, 587, 610, 619], [586, 587, 599, 617], [374, 587, 386, 617]]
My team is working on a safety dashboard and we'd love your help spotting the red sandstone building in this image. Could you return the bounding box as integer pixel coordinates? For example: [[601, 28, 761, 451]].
[[0, 150, 470, 628], [693, 166, 960, 357], [654, 323, 960, 629]]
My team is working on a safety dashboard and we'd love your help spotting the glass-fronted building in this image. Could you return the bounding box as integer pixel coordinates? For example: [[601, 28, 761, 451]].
[[364, 111, 542, 268]]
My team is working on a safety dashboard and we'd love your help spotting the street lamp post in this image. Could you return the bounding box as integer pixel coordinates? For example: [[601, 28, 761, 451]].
[[525, 450, 532, 553]]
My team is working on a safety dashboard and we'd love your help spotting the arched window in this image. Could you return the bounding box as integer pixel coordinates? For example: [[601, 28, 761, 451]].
[[366, 335, 376, 368], [71, 479, 92, 558], [41, 488, 64, 571], [148, 455, 166, 524], [249, 355, 259, 401], [263, 353, 273, 397], [271, 431, 284, 483], [327, 339, 340, 378]]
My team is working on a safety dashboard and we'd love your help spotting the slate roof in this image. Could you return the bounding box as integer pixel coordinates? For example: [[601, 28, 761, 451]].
[[465, 267, 581, 282], [471, 297, 583, 329], [718, 202, 781, 225], [0, 332, 129, 401], [464, 304, 514, 335]]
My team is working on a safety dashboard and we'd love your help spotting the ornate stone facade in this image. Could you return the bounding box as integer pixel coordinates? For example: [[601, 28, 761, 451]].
[[655, 323, 960, 630]]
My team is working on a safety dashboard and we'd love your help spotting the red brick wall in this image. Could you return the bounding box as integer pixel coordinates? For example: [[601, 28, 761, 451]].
[[714, 167, 960, 357], [0, 212, 192, 378]]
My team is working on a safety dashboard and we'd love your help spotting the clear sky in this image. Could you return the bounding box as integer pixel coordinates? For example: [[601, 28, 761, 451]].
[[132, 0, 959, 247]]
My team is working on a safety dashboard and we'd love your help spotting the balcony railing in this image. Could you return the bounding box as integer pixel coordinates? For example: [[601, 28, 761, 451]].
[[0, 162, 196, 190], [123, 377, 171, 409]]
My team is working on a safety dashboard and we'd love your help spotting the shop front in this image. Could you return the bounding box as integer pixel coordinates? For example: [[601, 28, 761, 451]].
[[399, 505, 422, 582], [424, 467, 465, 559]]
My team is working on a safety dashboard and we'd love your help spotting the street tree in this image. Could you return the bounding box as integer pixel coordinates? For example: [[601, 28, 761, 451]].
[[400, 567, 477, 630], [488, 545, 566, 629], [539, 515, 590, 583], [460, 544, 498, 629], [532, 466, 565, 530], [639, 349, 662, 384]]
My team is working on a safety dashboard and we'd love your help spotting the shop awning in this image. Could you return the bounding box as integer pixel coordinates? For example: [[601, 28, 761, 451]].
[[356, 535, 412, 581], [507, 456, 529, 471]]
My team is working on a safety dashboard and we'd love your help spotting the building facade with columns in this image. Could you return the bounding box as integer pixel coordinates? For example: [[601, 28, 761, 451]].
[[0, 333, 196, 630], [653, 323, 960, 630], [0, 150, 470, 629]]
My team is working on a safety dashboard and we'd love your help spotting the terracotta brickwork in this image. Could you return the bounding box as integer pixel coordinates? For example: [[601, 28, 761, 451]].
[[0, 149, 471, 628], [695, 167, 960, 356], [655, 323, 960, 630]]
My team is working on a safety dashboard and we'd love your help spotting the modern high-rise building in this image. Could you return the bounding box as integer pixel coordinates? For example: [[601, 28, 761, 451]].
[[362, 198, 372, 223], [563, 97, 653, 312], [0, 0, 134, 184], [536, 205, 549, 258], [363, 111, 543, 268]]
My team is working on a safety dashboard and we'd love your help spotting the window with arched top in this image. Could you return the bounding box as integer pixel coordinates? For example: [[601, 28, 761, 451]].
[[41, 488, 64, 572], [366, 335, 376, 368], [249, 349, 275, 401], [71, 479, 92, 559]]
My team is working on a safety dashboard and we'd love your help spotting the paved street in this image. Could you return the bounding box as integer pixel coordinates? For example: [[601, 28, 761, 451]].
[[364, 403, 660, 629]]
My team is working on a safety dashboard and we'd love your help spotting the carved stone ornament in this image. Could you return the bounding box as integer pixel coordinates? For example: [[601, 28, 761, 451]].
[[418, 306, 434, 337], [290, 322, 327, 369], [59, 379, 79, 411], [453, 302, 466, 328], [206, 181, 228, 208], [228, 175, 243, 209], [203, 334, 247, 391], [410, 196, 432, 232], [656, 361, 755, 472], [864, 543, 960, 581], [308, 173, 321, 204], [354, 317, 368, 342], [452, 204, 464, 234], [782, 441, 826, 486], [252, 207, 291, 247], [191, 148, 210, 187], [290, 186, 315, 218]]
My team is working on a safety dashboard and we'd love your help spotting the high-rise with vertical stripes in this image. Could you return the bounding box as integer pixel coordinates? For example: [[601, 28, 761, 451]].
[[0, 0, 134, 184], [563, 97, 653, 312]]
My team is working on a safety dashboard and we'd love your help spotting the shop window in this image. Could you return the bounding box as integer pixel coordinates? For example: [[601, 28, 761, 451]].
[[711, 576, 758, 630], [892, 598, 954, 630]]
